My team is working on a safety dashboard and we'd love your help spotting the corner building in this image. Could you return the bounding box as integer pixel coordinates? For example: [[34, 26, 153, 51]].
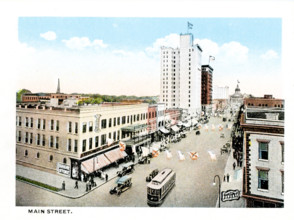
[[16, 103, 149, 179], [160, 33, 202, 115]]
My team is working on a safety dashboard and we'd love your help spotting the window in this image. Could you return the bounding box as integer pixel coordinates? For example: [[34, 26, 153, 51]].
[[37, 134, 40, 146], [137, 114, 139, 121], [127, 116, 129, 123], [37, 118, 41, 129], [30, 117, 33, 128], [82, 139, 86, 152], [117, 130, 120, 140], [258, 170, 269, 190], [55, 136, 59, 149], [30, 133, 33, 144], [83, 122, 87, 133], [89, 121, 93, 132], [101, 119, 107, 129], [133, 115, 136, 122], [50, 136, 53, 147], [56, 120, 59, 131], [25, 117, 29, 127], [68, 139, 72, 151], [43, 119, 46, 130], [95, 136, 99, 148], [74, 140, 78, 152], [89, 138, 93, 150], [259, 142, 269, 160], [281, 171, 284, 194], [101, 134, 106, 146], [113, 131, 116, 141], [25, 132, 28, 143], [24, 149, 28, 157], [75, 122, 78, 134], [19, 116, 22, 126], [281, 142, 284, 163], [122, 116, 126, 124], [51, 120, 54, 130], [42, 134, 45, 146], [49, 155, 53, 162], [68, 122, 72, 133], [36, 152, 40, 159], [117, 117, 120, 125], [63, 158, 67, 164]]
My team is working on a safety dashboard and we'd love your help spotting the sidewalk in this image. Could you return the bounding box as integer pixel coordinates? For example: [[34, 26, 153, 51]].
[[16, 159, 138, 199], [218, 145, 246, 208]]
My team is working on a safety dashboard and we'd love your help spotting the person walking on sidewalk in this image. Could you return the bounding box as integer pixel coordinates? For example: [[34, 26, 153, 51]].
[[105, 173, 108, 182], [233, 162, 236, 170], [62, 181, 65, 190], [226, 173, 230, 182], [74, 180, 78, 189]]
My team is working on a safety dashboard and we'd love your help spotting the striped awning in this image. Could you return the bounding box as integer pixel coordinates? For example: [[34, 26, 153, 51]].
[[81, 154, 111, 174], [104, 148, 127, 163]]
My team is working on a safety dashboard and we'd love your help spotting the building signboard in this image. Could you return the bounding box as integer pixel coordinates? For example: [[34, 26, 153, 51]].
[[221, 189, 241, 202], [57, 162, 70, 176]]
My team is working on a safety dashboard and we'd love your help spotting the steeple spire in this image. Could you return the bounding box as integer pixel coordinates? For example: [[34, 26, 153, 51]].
[[56, 78, 60, 93]]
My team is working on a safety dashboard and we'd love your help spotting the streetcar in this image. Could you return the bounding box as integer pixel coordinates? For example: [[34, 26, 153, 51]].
[[147, 168, 176, 206]]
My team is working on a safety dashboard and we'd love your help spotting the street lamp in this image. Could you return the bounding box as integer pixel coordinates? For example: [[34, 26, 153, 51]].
[[213, 175, 221, 208]]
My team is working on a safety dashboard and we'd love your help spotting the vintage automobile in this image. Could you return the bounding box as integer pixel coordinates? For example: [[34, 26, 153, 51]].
[[146, 169, 159, 182], [117, 163, 135, 177], [195, 130, 201, 135], [109, 175, 132, 196], [138, 155, 151, 164], [220, 133, 225, 138]]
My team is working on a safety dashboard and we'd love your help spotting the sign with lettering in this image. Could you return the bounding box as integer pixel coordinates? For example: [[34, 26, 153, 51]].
[[57, 163, 70, 176], [221, 189, 240, 202]]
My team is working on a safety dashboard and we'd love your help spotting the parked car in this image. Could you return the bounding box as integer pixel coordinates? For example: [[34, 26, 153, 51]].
[[196, 131, 201, 135], [117, 163, 135, 177], [138, 156, 151, 164], [109, 175, 132, 196], [220, 133, 225, 138], [146, 169, 159, 182]]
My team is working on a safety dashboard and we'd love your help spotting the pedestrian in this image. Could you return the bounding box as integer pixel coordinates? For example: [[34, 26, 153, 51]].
[[62, 181, 65, 190], [74, 180, 78, 189], [233, 162, 236, 170], [105, 173, 108, 182], [226, 173, 230, 182]]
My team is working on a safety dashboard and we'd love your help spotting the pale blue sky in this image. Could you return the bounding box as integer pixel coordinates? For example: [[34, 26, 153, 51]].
[[17, 17, 282, 97]]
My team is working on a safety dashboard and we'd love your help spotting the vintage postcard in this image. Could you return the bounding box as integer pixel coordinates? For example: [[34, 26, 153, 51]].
[[1, 0, 294, 220]]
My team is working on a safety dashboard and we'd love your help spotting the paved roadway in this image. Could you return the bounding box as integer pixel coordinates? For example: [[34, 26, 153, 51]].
[[16, 116, 232, 207]]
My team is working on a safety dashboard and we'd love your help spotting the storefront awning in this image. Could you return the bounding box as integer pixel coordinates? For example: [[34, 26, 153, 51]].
[[81, 154, 111, 174], [104, 148, 127, 163], [159, 127, 170, 134], [121, 124, 147, 132], [171, 125, 180, 132]]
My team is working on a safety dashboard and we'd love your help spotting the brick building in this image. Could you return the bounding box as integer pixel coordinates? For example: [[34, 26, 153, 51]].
[[244, 95, 284, 108], [201, 65, 213, 113]]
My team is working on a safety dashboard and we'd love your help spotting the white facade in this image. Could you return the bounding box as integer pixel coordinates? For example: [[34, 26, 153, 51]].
[[248, 133, 284, 201], [156, 103, 165, 129], [213, 85, 229, 100], [160, 33, 202, 114]]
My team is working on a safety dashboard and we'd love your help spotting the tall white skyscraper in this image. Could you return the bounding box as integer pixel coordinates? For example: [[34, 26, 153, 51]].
[[160, 33, 202, 115], [213, 85, 229, 100]]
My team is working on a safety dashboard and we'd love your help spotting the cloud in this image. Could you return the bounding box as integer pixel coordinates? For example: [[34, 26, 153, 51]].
[[112, 50, 134, 56], [260, 49, 278, 60], [62, 37, 108, 50], [40, 31, 57, 41], [145, 33, 180, 57], [194, 38, 249, 64]]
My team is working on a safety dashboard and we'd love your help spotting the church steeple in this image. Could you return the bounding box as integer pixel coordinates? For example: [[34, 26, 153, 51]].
[[56, 78, 60, 93]]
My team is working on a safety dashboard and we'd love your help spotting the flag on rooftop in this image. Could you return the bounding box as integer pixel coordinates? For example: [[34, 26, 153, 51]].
[[188, 22, 193, 29]]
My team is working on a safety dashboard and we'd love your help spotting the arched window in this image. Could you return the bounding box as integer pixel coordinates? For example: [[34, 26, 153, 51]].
[[36, 152, 40, 159], [63, 158, 67, 164], [24, 149, 28, 157], [49, 155, 53, 162]]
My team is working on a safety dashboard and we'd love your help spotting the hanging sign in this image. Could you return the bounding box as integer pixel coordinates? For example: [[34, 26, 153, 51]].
[[221, 189, 241, 202]]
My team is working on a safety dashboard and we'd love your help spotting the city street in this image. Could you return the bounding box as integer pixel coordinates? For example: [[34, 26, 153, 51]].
[[16, 116, 232, 207]]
